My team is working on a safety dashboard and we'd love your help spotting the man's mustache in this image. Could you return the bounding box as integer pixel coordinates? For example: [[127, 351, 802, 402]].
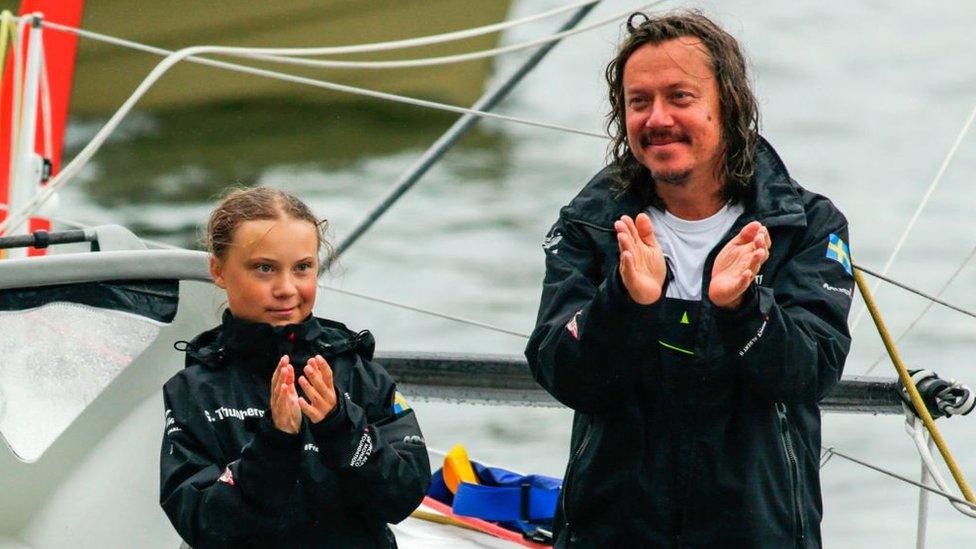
[[639, 130, 690, 148]]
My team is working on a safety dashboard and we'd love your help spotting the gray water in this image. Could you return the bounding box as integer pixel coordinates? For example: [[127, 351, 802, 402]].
[[53, 0, 976, 546]]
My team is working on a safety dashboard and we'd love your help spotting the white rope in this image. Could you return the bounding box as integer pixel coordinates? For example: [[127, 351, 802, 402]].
[[40, 1, 603, 59], [33, 1, 626, 63], [0, 47, 607, 235], [851, 103, 976, 332], [239, 2, 666, 70], [915, 437, 932, 549], [904, 409, 976, 518], [28, 26, 606, 133]]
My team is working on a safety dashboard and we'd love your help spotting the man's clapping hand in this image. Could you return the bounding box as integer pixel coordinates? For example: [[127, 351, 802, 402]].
[[708, 221, 771, 309], [615, 213, 667, 305]]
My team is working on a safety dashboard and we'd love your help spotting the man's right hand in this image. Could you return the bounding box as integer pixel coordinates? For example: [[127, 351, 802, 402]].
[[615, 213, 666, 305], [270, 355, 302, 435]]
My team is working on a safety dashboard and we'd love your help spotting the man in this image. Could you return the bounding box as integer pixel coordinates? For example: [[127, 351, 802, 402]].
[[525, 11, 854, 548]]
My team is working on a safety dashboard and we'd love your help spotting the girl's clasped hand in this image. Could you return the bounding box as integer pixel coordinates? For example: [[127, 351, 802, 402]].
[[270, 354, 338, 434]]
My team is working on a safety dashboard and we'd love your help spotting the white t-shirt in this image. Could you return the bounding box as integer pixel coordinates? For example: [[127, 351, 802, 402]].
[[646, 202, 744, 301]]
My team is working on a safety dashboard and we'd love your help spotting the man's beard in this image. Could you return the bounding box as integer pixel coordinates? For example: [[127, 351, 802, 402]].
[[638, 129, 692, 187], [651, 168, 692, 187]]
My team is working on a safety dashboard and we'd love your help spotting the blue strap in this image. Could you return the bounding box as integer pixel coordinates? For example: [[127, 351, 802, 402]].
[[452, 481, 560, 522]]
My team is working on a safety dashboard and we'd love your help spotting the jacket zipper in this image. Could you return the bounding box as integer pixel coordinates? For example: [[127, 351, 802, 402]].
[[775, 402, 805, 544], [561, 424, 593, 538]]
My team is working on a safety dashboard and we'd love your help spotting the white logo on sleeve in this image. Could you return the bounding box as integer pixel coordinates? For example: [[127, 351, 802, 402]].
[[350, 428, 374, 468], [738, 318, 768, 357], [822, 282, 853, 298], [164, 409, 182, 436], [542, 232, 562, 253]]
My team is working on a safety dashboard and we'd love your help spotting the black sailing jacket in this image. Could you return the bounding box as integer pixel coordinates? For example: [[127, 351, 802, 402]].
[[160, 312, 430, 548], [525, 139, 854, 548]]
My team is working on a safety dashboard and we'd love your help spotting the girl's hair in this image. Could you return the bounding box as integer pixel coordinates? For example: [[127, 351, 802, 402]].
[[206, 187, 333, 268]]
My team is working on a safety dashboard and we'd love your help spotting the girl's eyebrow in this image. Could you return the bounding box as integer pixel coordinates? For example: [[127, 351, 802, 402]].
[[248, 256, 280, 264]]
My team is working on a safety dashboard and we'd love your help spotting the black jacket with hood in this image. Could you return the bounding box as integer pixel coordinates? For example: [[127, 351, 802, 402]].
[[160, 312, 430, 548], [525, 139, 854, 548]]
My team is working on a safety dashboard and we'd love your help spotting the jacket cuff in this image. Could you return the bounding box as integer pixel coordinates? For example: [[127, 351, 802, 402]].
[[309, 393, 376, 471], [255, 412, 304, 449], [714, 282, 759, 321], [309, 393, 351, 438], [715, 285, 772, 354], [587, 264, 664, 346]]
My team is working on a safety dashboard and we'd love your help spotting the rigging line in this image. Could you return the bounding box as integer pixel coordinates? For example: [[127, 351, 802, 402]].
[[0, 48, 605, 237], [855, 263, 976, 321], [862, 240, 976, 375], [820, 447, 976, 512], [334, 0, 603, 258], [37, 1, 601, 58], [25, 19, 608, 136], [30, 0, 643, 70], [851, 103, 976, 332], [239, 1, 667, 70], [318, 284, 530, 340]]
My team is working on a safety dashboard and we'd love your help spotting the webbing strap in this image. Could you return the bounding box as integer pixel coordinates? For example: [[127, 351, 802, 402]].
[[453, 481, 560, 522]]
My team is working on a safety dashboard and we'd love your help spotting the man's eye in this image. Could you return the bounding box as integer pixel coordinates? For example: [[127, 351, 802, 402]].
[[627, 97, 647, 108], [671, 91, 693, 102]]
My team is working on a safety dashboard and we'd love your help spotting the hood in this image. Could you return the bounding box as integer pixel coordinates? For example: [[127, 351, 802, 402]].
[[177, 310, 375, 374]]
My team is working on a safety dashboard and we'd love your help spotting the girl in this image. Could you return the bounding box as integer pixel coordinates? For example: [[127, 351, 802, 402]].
[[160, 187, 430, 548]]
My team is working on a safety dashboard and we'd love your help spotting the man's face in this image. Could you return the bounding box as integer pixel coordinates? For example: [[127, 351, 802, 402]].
[[623, 38, 723, 187], [210, 217, 319, 326]]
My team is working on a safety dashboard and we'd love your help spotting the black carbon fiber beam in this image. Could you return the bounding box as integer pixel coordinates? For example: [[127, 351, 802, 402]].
[[0, 229, 91, 250], [376, 352, 905, 413]]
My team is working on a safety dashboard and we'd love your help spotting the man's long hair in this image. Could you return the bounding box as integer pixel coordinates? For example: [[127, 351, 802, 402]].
[[606, 11, 759, 207]]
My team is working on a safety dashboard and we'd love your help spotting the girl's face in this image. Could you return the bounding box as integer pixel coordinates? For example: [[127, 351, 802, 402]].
[[210, 217, 319, 326]]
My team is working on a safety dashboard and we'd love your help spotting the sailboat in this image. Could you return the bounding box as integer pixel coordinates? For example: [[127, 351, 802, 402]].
[[1, 1, 976, 547]]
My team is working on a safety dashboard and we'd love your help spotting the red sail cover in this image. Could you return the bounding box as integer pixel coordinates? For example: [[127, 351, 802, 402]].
[[0, 0, 83, 255]]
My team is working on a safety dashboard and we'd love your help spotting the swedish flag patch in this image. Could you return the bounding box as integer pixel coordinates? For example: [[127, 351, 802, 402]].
[[392, 391, 411, 416], [826, 233, 852, 275]]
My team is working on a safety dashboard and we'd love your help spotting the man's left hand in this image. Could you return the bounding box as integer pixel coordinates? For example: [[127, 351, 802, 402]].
[[709, 221, 771, 309]]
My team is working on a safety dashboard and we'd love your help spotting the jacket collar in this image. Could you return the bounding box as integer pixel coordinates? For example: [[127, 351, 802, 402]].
[[562, 137, 806, 230], [181, 310, 375, 374]]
